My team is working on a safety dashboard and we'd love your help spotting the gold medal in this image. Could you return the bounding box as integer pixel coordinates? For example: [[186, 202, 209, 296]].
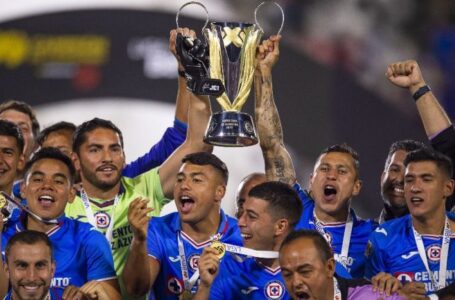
[[0, 194, 6, 209], [210, 240, 226, 259], [179, 290, 193, 300]]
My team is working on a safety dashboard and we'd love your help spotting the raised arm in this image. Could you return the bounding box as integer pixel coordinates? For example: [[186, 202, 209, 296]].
[[158, 31, 213, 199], [122, 28, 193, 178], [254, 35, 296, 185], [386, 59, 452, 138]]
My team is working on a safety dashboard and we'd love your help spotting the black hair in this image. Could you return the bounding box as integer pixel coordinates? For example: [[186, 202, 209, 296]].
[[320, 143, 360, 177], [24, 147, 76, 183], [404, 148, 453, 178], [0, 119, 25, 153], [280, 229, 333, 262], [182, 152, 229, 185], [5, 230, 53, 262], [0, 100, 40, 138], [73, 118, 124, 154], [37, 121, 77, 146], [384, 140, 426, 168], [248, 181, 303, 228]]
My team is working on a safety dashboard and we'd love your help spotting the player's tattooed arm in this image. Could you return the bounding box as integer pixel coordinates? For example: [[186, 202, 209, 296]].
[[254, 35, 296, 186]]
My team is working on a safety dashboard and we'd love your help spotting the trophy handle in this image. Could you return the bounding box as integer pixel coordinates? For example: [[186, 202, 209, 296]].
[[176, 1, 210, 34], [254, 1, 285, 35]]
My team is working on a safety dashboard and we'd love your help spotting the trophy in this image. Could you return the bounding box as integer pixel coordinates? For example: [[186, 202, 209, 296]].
[[176, 1, 284, 147]]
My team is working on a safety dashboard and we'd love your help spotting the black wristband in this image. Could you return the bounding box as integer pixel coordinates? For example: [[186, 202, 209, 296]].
[[412, 85, 431, 102], [178, 70, 186, 78]]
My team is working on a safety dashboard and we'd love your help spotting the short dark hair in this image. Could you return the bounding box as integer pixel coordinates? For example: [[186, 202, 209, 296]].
[[404, 148, 453, 178], [384, 140, 426, 168], [182, 152, 229, 184], [5, 230, 53, 262], [320, 143, 360, 177], [24, 147, 76, 183], [0, 119, 25, 153], [280, 230, 333, 262], [0, 100, 40, 138], [37, 121, 76, 146], [73, 118, 124, 154], [248, 181, 302, 228]]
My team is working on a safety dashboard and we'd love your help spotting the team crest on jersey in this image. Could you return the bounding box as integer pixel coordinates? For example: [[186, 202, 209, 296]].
[[167, 277, 183, 294], [188, 254, 200, 271], [264, 280, 284, 300], [426, 244, 441, 263], [393, 272, 414, 284], [94, 211, 111, 229]]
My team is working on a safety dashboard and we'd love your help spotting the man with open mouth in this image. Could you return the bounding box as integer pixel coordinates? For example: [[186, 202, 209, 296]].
[[365, 148, 455, 296], [122, 152, 242, 299], [1, 147, 121, 299], [280, 230, 405, 300], [378, 59, 455, 223], [64, 27, 212, 300]]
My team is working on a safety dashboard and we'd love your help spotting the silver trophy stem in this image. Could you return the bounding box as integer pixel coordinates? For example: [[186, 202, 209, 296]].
[[254, 1, 285, 35]]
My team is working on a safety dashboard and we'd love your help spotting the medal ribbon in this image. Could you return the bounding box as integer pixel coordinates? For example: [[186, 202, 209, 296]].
[[80, 189, 119, 243], [313, 209, 353, 268], [413, 216, 451, 291], [333, 277, 342, 300]]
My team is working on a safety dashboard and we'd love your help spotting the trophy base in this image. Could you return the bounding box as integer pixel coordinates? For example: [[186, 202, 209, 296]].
[[204, 111, 258, 147]]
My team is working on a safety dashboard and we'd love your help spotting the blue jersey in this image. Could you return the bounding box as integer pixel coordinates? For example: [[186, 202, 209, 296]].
[[3, 287, 64, 300], [1, 214, 116, 288], [147, 210, 242, 299], [364, 213, 455, 293], [210, 254, 289, 300], [293, 183, 378, 278]]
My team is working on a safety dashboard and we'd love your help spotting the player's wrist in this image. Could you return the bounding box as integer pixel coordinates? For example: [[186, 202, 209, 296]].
[[131, 234, 147, 245], [409, 81, 427, 95]]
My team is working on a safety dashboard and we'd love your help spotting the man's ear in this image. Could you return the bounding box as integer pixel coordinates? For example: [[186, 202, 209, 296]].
[[20, 180, 26, 200], [3, 261, 10, 281], [16, 153, 25, 173], [444, 179, 455, 198], [71, 152, 81, 173], [67, 184, 76, 204], [274, 218, 289, 238], [215, 184, 226, 203], [352, 179, 362, 196], [325, 257, 336, 278]]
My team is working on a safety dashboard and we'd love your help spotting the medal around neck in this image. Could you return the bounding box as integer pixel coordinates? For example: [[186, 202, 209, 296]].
[[210, 240, 226, 259], [0, 192, 9, 222], [179, 289, 193, 300], [0, 191, 59, 224]]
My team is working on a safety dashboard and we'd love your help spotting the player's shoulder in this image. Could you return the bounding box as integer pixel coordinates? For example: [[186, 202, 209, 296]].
[[370, 215, 410, 245], [122, 167, 159, 184], [149, 212, 179, 234]]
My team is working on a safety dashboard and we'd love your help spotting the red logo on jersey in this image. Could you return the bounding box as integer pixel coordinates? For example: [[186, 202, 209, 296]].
[[94, 212, 110, 229], [393, 272, 414, 284], [167, 277, 183, 294], [264, 280, 284, 299], [188, 254, 200, 271], [426, 245, 441, 263]]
